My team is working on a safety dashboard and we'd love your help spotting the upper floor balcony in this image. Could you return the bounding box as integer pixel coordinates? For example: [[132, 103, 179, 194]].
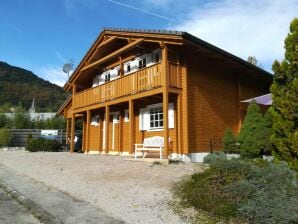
[[73, 61, 181, 110]]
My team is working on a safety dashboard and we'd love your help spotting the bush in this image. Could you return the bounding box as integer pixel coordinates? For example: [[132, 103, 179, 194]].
[[203, 151, 227, 165], [222, 128, 239, 153], [0, 128, 11, 147], [26, 138, 62, 152], [172, 159, 298, 223]]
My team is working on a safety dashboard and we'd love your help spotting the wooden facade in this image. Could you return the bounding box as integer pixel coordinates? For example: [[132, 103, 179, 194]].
[[58, 28, 272, 158]]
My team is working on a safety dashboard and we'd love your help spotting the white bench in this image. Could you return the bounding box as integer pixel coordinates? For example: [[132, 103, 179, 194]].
[[134, 136, 164, 159]]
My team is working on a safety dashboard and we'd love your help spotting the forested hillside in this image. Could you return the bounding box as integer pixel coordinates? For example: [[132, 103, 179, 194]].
[[0, 61, 68, 112]]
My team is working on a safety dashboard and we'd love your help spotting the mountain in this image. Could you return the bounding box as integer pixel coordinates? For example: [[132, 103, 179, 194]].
[[0, 61, 68, 112]]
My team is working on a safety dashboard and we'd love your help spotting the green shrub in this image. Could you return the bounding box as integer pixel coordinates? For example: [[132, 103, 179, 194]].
[[203, 151, 227, 165], [238, 100, 264, 158], [0, 128, 11, 147], [172, 159, 298, 223], [222, 128, 239, 153], [230, 162, 298, 224], [26, 138, 62, 152]]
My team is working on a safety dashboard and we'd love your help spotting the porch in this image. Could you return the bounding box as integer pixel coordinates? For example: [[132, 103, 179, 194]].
[[66, 92, 184, 159]]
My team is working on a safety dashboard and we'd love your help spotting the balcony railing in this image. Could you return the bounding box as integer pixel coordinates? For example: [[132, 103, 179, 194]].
[[73, 62, 181, 109]]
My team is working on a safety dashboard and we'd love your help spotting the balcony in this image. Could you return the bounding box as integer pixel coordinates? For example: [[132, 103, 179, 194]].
[[73, 62, 181, 109]]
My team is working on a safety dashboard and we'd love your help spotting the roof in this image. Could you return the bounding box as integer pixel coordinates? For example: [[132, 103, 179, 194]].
[[57, 95, 72, 115], [64, 27, 273, 90], [241, 93, 272, 105]]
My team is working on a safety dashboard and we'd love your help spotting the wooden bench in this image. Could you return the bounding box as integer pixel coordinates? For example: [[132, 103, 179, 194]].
[[134, 136, 164, 159]]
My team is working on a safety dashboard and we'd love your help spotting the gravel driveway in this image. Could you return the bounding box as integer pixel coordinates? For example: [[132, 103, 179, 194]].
[[0, 152, 202, 223]]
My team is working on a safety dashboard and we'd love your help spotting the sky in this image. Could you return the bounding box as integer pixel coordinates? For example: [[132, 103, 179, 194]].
[[0, 0, 297, 86]]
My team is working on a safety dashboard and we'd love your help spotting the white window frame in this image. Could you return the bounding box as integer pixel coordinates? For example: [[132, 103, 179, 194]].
[[148, 103, 163, 130], [139, 102, 174, 131]]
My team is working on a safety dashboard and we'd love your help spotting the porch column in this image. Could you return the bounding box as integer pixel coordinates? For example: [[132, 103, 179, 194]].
[[177, 94, 182, 155], [129, 100, 134, 154], [86, 110, 91, 153], [119, 111, 123, 154], [105, 105, 110, 153], [99, 114, 103, 152], [70, 114, 75, 153], [66, 118, 69, 144], [161, 44, 169, 158]]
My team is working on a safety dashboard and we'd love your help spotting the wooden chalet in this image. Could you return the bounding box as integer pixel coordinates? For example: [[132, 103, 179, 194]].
[[58, 28, 272, 161]]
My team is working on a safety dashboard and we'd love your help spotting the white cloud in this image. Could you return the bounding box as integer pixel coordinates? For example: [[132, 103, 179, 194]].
[[37, 65, 73, 87], [172, 0, 298, 71]]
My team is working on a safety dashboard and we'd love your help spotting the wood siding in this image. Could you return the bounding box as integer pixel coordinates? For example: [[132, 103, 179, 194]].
[[187, 56, 270, 152]]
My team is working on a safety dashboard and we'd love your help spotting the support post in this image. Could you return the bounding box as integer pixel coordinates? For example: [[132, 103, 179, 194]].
[[70, 114, 75, 153], [129, 100, 134, 154], [105, 105, 110, 153], [161, 44, 169, 158], [119, 111, 123, 154], [86, 110, 91, 153], [66, 118, 69, 144], [177, 94, 182, 155], [99, 114, 103, 153]]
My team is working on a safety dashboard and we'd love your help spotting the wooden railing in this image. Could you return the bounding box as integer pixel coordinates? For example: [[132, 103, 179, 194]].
[[73, 62, 181, 109], [168, 62, 181, 88]]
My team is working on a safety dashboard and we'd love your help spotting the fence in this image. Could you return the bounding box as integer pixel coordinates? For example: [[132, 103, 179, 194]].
[[8, 129, 80, 147], [209, 138, 222, 153]]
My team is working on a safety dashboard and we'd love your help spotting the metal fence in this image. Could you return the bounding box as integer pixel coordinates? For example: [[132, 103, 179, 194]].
[[8, 129, 81, 147]]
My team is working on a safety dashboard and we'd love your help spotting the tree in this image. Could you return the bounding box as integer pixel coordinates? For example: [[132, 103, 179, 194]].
[[222, 128, 239, 154], [238, 100, 264, 158], [14, 112, 33, 129], [247, 56, 263, 68], [0, 114, 12, 128], [270, 18, 298, 169], [260, 110, 273, 155]]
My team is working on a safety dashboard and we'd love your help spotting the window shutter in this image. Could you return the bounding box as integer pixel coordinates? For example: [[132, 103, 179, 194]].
[[139, 107, 150, 131], [143, 108, 150, 130], [168, 103, 174, 128], [139, 108, 145, 131]]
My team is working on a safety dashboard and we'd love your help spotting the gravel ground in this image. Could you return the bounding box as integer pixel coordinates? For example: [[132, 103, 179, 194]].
[[0, 152, 203, 224]]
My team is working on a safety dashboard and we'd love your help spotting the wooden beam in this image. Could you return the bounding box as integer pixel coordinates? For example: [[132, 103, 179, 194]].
[[99, 115, 103, 152], [70, 114, 75, 153], [119, 111, 123, 153], [177, 94, 181, 155], [88, 36, 118, 63], [97, 36, 117, 49], [72, 84, 76, 108], [162, 45, 169, 158], [86, 110, 91, 152], [66, 118, 69, 144], [105, 105, 110, 153], [82, 38, 144, 72], [129, 99, 134, 154]]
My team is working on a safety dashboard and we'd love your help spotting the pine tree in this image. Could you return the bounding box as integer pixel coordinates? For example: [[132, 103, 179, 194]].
[[260, 109, 273, 155], [270, 18, 298, 169], [238, 100, 264, 158], [222, 128, 238, 153]]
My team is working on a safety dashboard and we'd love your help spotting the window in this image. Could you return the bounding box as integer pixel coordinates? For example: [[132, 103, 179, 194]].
[[149, 105, 163, 129], [153, 52, 160, 63], [104, 73, 111, 82], [138, 58, 146, 69]]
